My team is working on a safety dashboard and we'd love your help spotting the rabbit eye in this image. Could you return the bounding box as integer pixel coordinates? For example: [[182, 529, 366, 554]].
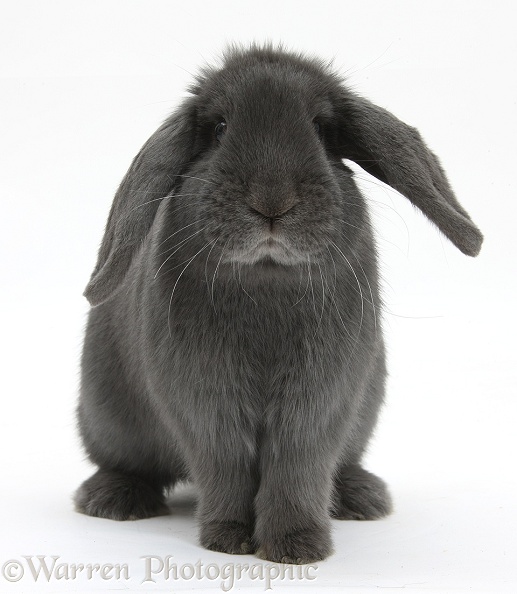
[[215, 121, 227, 141], [313, 120, 321, 135]]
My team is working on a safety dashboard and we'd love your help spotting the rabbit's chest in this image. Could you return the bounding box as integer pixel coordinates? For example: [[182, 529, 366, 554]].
[[146, 269, 368, 406], [171, 291, 351, 396]]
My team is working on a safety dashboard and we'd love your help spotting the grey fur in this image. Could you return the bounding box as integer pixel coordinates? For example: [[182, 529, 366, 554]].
[[75, 45, 483, 564]]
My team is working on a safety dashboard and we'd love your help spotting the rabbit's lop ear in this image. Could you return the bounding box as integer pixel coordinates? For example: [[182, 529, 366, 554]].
[[84, 102, 196, 306], [337, 93, 483, 256]]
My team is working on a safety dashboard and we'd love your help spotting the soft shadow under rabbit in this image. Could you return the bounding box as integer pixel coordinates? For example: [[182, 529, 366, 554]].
[[75, 45, 483, 564]]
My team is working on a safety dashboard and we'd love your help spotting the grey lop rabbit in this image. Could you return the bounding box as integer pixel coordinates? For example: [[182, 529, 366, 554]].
[[75, 45, 483, 564]]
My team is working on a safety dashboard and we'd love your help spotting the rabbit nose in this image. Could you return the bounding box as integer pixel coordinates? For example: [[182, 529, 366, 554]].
[[248, 196, 298, 219]]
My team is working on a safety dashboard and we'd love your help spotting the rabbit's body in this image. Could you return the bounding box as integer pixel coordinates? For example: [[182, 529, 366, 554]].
[[75, 46, 482, 563]]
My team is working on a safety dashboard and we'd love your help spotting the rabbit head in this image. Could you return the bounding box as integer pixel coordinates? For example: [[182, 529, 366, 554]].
[[84, 45, 483, 306]]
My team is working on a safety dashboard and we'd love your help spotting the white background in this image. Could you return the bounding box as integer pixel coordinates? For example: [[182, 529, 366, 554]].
[[1, 1, 516, 592]]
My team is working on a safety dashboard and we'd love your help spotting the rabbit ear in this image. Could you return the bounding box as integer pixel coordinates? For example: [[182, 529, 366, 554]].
[[84, 102, 196, 306], [336, 93, 483, 256]]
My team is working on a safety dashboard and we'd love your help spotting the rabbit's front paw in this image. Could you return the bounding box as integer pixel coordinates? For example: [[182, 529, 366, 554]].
[[199, 520, 255, 555], [256, 525, 332, 564], [200, 520, 256, 555]]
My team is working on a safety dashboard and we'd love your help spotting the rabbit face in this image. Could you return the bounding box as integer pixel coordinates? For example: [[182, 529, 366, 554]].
[[158, 61, 366, 270]]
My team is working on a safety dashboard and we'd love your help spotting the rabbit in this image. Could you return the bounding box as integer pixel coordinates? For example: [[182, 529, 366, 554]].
[[74, 44, 483, 564]]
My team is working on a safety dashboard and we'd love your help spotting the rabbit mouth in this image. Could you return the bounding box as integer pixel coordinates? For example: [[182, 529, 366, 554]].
[[258, 237, 289, 257], [230, 236, 304, 266]]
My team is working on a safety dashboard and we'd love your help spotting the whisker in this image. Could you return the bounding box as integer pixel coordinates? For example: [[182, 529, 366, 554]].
[[334, 217, 363, 232], [313, 261, 326, 337], [325, 245, 339, 301], [211, 237, 230, 310], [167, 240, 215, 338], [350, 172, 399, 205], [162, 200, 208, 222], [307, 255, 317, 317], [320, 248, 361, 347], [154, 225, 210, 279], [329, 240, 365, 344], [204, 237, 219, 296], [338, 43, 395, 82], [167, 173, 215, 186], [291, 260, 312, 307], [157, 223, 210, 257], [350, 250, 378, 335], [351, 174, 411, 248], [237, 263, 258, 305], [125, 194, 173, 214], [332, 235, 378, 321], [327, 284, 354, 342], [334, 167, 411, 248], [158, 240, 218, 276], [384, 311, 443, 320], [334, 216, 404, 254], [157, 219, 207, 249]]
